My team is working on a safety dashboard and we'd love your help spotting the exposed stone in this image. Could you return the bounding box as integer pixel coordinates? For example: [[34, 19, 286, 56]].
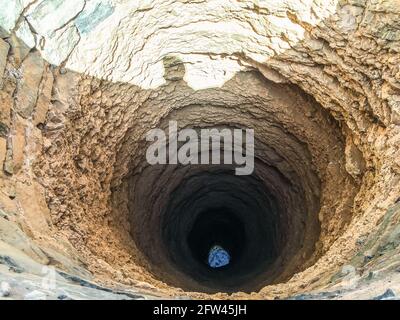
[[41, 24, 80, 66], [16, 180, 52, 233], [14, 50, 44, 118], [0, 217, 49, 265], [33, 66, 53, 126], [341, 264, 356, 277], [0, 255, 23, 273], [75, 0, 114, 35], [0, 281, 11, 297], [24, 290, 46, 300], [0, 26, 8, 39], [345, 135, 366, 179], [0, 37, 9, 87], [15, 19, 36, 50], [11, 115, 26, 174], [372, 289, 396, 300], [9, 34, 31, 67], [3, 137, 13, 175], [26, 0, 85, 37], [0, 122, 8, 138], [0, 75, 14, 129], [0, 0, 25, 32], [0, 137, 6, 175]]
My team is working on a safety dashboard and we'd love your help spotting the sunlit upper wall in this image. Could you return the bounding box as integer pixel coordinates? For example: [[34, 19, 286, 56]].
[[0, 0, 339, 89]]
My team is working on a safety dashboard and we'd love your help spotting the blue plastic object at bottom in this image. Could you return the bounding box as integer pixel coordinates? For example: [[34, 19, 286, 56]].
[[208, 245, 230, 268]]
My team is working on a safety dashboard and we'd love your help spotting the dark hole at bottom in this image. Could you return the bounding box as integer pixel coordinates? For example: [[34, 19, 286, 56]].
[[158, 170, 296, 292]]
